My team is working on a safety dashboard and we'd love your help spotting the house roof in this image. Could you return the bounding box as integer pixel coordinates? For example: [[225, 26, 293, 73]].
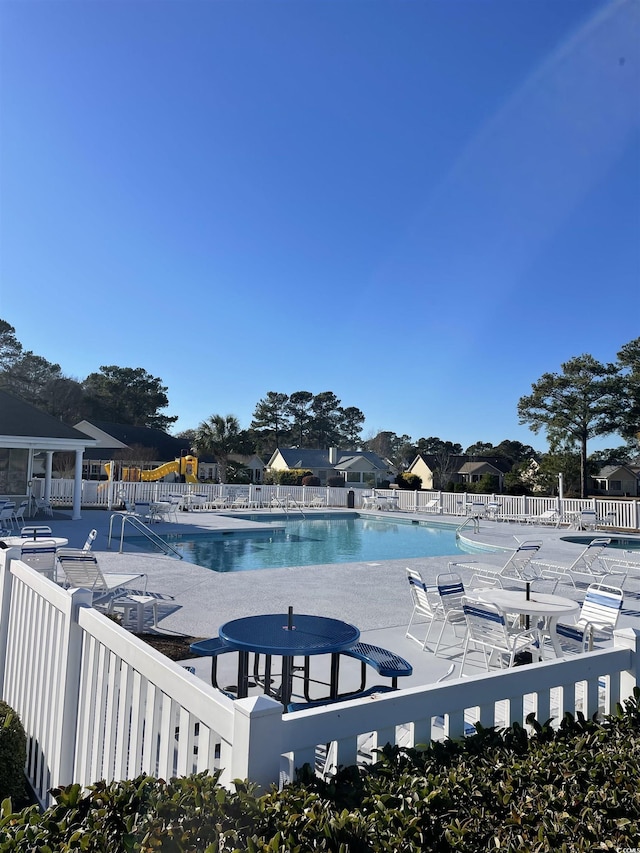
[[412, 453, 512, 474], [74, 419, 190, 462], [596, 464, 640, 478], [0, 390, 96, 450], [270, 447, 390, 472]]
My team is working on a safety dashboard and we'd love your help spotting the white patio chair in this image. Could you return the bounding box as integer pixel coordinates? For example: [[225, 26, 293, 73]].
[[34, 498, 53, 518], [150, 501, 174, 523], [57, 550, 147, 603], [467, 501, 486, 518], [20, 525, 53, 538], [450, 540, 543, 588], [405, 567, 441, 648], [0, 503, 16, 530], [460, 597, 539, 674], [578, 509, 597, 530], [420, 498, 440, 513], [553, 582, 623, 654], [20, 540, 58, 581], [430, 572, 467, 655], [11, 500, 29, 528]]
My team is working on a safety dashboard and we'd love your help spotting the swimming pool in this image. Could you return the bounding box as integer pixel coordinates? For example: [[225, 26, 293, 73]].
[[561, 535, 640, 551], [145, 515, 466, 572]]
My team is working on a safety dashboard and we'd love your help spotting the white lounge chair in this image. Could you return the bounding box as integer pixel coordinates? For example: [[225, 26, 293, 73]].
[[57, 550, 147, 604], [83, 529, 97, 551], [420, 498, 440, 513], [530, 537, 627, 589], [449, 540, 543, 588], [528, 509, 560, 527]]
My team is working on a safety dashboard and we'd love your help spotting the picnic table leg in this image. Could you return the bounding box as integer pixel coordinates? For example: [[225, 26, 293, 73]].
[[281, 655, 293, 707], [330, 653, 341, 699], [237, 651, 249, 698]]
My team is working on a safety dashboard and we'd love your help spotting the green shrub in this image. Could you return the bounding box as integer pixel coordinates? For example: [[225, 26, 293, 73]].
[[2, 693, 640, 851], [301, 475, 321, 487], [327, 476, 345, 487], [0, 701, 26, 809], [274, 469, 312, 485]]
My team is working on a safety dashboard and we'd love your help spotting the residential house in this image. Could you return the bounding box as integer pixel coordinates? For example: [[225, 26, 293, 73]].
[[407, 453, 512, 492], [227, 454, 265, 484], [266, 447, 395, 488], [593, 464, 640, 497]]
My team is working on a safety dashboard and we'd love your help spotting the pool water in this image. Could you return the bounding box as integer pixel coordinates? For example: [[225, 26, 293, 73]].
[[561, 535, 640, 551], [150, 516, 464, 572]]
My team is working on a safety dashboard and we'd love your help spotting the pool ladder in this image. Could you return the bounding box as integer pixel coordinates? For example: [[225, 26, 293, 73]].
[[107, 512, 183, 558], [456, 515, 480, 537]]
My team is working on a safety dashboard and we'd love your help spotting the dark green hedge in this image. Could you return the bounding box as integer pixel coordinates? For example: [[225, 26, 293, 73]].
[[1, 692, 639, 852]]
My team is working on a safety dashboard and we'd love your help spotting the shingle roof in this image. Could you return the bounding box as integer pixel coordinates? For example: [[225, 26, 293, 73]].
[[275, 448, 389, 471], [76, 420, 189, 461], [0, 390, 93, 441]]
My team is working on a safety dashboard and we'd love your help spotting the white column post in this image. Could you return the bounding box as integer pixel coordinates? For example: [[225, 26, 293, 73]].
[[230, 695, 283, 791], [614, 627, 640, 703], [44, 451, 54, 502], [56, 588, 93, 787], [72, 450, 83, 520], [0, 550, 16, 694]]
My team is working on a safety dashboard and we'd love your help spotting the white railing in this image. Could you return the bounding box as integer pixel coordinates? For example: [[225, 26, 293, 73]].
[[44, 480, 640, 530], [0, 550, 639, 805]]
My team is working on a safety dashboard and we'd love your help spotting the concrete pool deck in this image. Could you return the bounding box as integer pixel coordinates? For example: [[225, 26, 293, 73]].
[[22, 506, 640, 690]]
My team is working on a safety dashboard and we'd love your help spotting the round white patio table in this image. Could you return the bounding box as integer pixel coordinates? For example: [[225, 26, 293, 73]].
[[0, 536, 69, 549], [466, 588, 580, 658]]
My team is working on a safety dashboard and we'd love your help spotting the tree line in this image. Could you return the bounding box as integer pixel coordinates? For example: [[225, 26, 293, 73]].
[[1, 318, 638, 496]]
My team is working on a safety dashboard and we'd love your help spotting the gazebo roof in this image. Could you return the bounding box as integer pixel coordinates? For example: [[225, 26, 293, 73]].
[[0, 390, 96, 451]]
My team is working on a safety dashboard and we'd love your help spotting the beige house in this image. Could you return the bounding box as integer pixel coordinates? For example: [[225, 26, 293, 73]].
[[407, 453, 511, 491]]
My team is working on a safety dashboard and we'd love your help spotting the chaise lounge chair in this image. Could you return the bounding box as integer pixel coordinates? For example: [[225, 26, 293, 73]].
[[57, 549, 147, 605], [448, 539, 543, 588], [529, 537, 627, 589]]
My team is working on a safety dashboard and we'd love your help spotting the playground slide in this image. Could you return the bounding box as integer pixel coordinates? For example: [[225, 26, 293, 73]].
[[141, 457, 199, 483], [140, 460, 180, 481], [102, 456, 199, 483]]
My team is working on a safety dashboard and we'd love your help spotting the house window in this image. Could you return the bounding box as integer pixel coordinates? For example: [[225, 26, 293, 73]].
[[346, 472, 362, 483], [0, 448, 28, 493], [610, 480, 622, 491]]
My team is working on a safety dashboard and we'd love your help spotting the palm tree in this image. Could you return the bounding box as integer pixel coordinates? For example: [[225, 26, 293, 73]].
[[193, 414, 244, 484]]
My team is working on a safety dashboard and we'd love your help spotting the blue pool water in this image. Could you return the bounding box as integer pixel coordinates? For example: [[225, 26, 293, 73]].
[[145, 515, 465, 572]]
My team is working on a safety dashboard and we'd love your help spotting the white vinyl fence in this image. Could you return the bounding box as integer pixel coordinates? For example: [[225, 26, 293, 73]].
[[44, 480, 640, 530], [1, 550, 639, 808]]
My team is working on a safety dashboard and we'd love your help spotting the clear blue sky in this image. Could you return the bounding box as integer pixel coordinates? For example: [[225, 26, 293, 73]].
[[1, 0, 638, 452]]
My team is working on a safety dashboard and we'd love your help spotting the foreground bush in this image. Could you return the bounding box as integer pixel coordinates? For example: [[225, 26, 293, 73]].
[[1, 693, 639, 851], [0, 703, 26, 808]]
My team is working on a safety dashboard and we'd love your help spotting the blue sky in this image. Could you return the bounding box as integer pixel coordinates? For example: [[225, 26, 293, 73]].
[[1, 0, 638, 452]]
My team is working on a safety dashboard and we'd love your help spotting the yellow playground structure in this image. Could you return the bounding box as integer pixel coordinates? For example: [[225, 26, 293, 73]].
[[104, 455, 199, 483]]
